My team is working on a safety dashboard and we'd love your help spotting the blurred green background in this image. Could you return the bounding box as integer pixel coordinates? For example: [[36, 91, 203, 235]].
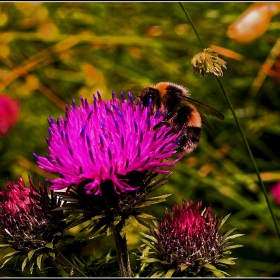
[[0, 2, 280, 277]]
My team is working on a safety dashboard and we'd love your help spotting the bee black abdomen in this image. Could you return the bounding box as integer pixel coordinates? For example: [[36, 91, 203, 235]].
[[177, 126, 202, 154]]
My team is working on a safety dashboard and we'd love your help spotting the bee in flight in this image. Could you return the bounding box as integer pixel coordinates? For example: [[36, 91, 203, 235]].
[[139, 82, 224, 154]]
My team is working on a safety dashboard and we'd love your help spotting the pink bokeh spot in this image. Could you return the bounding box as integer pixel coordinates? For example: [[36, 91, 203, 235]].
[[270, 181, 280, 205], [0, 94, 20, 136]]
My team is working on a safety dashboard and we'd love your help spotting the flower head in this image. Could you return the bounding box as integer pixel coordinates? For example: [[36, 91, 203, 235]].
[[0, 176, 64, 266], [141, 199, 243, 277], [34, 91, 182, 196], [191, 48, 227, 77], [0, 176, 63, 249], [0, 94, 20, 136]]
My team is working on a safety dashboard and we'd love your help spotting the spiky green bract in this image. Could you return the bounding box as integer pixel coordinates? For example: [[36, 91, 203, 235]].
[[55, 170, 172, 239], [139, 199, 244, 277], [0, 176, 64, 273]]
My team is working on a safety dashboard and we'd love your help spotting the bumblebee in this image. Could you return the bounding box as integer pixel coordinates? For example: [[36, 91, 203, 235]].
[[139, 82, 224, 154]]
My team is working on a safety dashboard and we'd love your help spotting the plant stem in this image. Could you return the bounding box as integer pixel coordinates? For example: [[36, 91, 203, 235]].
[[113, 224, 132, 277], [178, 2, 280, 239], [48, 247, 87, 277]]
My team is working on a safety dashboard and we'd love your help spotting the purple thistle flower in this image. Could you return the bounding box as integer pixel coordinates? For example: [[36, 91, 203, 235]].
[[34, 91, 182, 196]]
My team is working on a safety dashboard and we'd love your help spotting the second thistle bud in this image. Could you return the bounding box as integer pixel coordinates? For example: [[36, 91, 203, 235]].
[[140, 199, 243, 277], [191, 48, 227, 77]]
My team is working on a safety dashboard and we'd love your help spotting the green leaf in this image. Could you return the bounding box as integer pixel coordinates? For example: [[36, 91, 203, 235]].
[[113, 215, 122, 225], [135, 200, 164, 208], [203, 263, 218, 270], [140, 232, 158, 243], [221, 244, 244, 251], [218, 214, 231, 230], [28, 249, 36, 260], [135, 212, 156, 220], [48, 251, 55, 259], [36, 254, 43, 270], [146, 194, 172, 201], [30, 262, 34, 274], [180, 264, 188, 272], [45, 243, 53, 249], [1, 256, 16, 269], [85, 223, 107, 239], [142, 257, 161, 263], [0, 244, 11, 248], [91, 214, 107, 221], [224, 233, 245, 241], [140, 238, 158, 252], [203, 264, 225, 277], [151, 270, 165, 277], [221, 228, 236, 240], [217, 258, 236, 265], [22, 256, 29, 272], [3, 250, 20, 259], [135, 194, 171, 208], [126, 215, 142, 229], [165, 268, 176, 277], [211, 269, 226, 277], [134, 215, 152, 229], [66, 216, 90, 230]]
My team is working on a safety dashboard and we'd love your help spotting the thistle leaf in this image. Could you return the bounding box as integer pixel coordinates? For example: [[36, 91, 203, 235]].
[[165, 268, 176, 277], [204, 263, 225, 277], [218, 214, 231, 230], [0, 256, 15, 269], [126, 215, 143, 229], [146, 194, 171, 201], [135, 199, 165, 208], [66, 216, 89, 230], [0, 244, 11, 248], [142, 257, 161, 263], [135, 212, 156, 220], [140, 238, 158, 252], [221, 228, 237, 240], [30, 262, 34, 274], [3, 251, 20, 259], [21, 256, 29, 272], [221, 244, 244, 251], [45, 243, 53, 249], [217, 258, 236, 265], [36, 254, 43, 271], [28, 249, 36, 260], [134, 215, 152, 229], [140, 232, 158, 243], [224, 233, 245, 241], [180, 264, 188, 271], [85, 223, 107, 239], [151, 270, 165, 277]]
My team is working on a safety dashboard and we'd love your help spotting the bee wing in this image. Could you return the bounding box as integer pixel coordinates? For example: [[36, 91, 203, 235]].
[[177, 93, 225, 120]]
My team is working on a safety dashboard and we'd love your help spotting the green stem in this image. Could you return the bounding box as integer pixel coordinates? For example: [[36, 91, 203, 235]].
[[178, 2, 280, 239], [113, 224, 132, 277], [48, 247, 87, 277]]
